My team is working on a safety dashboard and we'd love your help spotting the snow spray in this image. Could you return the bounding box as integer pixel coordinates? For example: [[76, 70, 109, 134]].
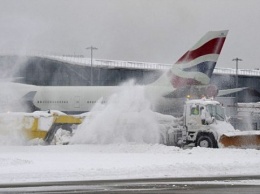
[[0, 113, 27, 145], [0, 56, 30, 112], [70, 80, 162, 144]]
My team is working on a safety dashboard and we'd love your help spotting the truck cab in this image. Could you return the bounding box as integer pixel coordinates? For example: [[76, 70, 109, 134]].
[[183, 99, 227, 148]]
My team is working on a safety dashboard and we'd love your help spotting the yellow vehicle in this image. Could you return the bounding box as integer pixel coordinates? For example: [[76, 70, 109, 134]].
[[1, 112, 84, 144]]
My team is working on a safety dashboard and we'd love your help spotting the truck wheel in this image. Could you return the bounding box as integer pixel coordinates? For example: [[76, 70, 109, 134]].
[[196, 135, 216, 148]]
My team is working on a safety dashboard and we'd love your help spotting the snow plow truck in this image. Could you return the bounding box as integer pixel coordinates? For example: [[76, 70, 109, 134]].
[[161, 99, 260, 148]]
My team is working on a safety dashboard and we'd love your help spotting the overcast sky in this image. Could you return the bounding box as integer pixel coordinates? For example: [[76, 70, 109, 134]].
[[0, 0, 259, 69]]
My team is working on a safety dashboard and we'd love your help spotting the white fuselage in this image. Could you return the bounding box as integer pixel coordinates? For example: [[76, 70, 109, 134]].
[[33, 86, 118, 112], [0, 82, 175, 113], [32, 85, 174, 113]]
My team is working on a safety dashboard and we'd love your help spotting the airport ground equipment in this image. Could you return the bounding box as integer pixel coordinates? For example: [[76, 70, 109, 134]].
[[2, 99, 260, 148], [0, 111, 84, 144], [163, 99, 260, 148], [30, 114, 83, 144]]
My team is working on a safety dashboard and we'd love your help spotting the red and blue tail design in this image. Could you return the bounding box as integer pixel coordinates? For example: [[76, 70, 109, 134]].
[[151, 30, 228, 89], [169, 30, 228, 88]]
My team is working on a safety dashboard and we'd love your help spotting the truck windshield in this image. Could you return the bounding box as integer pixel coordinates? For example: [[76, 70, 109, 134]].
[[206, 104, 225, 121]]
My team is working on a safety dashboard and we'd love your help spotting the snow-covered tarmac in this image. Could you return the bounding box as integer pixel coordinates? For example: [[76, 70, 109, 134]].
[[0, 144, 260, 184]]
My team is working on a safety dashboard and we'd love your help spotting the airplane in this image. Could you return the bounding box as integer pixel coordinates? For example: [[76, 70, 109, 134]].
[[1, 30, 228, 114]]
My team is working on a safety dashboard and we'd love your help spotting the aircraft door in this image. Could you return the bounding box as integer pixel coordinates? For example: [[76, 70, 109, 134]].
[[74, 96, 80, 108]]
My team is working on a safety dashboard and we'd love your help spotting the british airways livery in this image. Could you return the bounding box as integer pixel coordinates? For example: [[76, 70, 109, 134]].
[[1, 30, 228, 113]]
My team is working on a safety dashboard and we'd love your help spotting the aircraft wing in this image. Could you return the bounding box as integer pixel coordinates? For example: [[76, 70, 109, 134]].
[[163, 86, 249, 99], [0, 77, 25, 82], [217, 87, 248, 96]]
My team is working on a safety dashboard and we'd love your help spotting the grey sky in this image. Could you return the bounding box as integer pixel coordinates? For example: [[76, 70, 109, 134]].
[[0, 0, 259, 69]]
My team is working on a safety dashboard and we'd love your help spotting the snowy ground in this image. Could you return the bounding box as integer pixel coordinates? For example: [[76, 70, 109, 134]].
[[0, 144, 260, 184]]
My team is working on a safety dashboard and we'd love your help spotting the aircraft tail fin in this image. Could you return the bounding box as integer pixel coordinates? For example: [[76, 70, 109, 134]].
[[150, 30, 228, 88]]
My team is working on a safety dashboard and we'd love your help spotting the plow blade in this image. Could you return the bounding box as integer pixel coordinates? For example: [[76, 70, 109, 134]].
[[219, 131, 260, 148]]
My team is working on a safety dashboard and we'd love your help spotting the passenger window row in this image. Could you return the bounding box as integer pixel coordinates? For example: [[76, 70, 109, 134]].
[[37, 101, 69, 104], [87, 101, 106, 104]]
